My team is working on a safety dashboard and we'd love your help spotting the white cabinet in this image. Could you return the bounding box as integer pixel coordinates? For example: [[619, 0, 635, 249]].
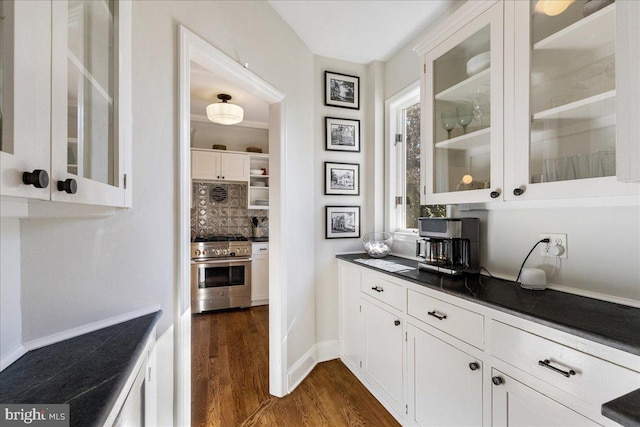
[[338, 262, 364, 372], [191, 149, 249, 182], [248, 153, 269, 209], [407, 323, 482, 426], [417, 0, 640, 205], [491, 369, 598, 427], [0, 0, 132, 207], [251, 242, 269, 304], [362, 300, 404, 414]]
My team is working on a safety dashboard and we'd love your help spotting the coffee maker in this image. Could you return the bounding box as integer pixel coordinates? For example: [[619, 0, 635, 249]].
[[416, 217, 480, 275]]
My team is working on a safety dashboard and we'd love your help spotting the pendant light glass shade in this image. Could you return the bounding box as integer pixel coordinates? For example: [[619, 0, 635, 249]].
[[206, 94, 244, 125]]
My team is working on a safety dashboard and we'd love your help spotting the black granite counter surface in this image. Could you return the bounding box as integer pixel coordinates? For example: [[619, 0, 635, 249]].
[[0, 310, 161, 427], [338, 254, 640, 426]]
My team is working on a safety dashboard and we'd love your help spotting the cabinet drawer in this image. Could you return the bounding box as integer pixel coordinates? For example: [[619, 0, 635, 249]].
[[361, 272, 404, 311], [407, 289, 484, 349], [252, 242, 269, 255], [491, 320, 640, 407]]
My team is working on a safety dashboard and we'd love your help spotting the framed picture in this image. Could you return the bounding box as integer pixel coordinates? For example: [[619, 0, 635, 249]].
[[325, 117, 360, 152], [325, 71, 359, 110], [325, 162, 360, 196], [326, 206, 360, 239]]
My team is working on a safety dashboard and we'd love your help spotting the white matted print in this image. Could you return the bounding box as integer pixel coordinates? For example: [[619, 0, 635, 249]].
[[325, 117, 360, 152], [325, 71, 359, 110], [325, 162, 360, 196], [325, 206, 360, 239]]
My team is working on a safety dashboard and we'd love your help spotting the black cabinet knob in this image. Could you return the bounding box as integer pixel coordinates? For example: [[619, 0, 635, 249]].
[[490, 189, 501, 199], [492, 376, 504, 386], [394, 320, 401, 326], [513, 187, 525, 196], [22, 169, 49, 188], [57, 178, 77, 194], [469, 362, 480, 371]]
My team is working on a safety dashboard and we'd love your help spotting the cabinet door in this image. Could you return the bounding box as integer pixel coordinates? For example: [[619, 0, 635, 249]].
[[114, 362, 147, 427], [250, 254, 269, 303], [423, 2, 504, 204], [491, 369, 598, 427], [191, 150, 220, 181], [50, 0, 132, 207], [407, 324, 482, 426], [507, 1, 637, 200], [363, 300, 403, 411], [219, 152, 249, 181], [0, 1, 52, 200], [338, 262, 364, 372]]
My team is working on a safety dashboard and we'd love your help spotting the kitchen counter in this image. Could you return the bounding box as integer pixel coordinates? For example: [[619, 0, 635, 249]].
[[0, 310, 161, 427], [337, 254, 640, 427]]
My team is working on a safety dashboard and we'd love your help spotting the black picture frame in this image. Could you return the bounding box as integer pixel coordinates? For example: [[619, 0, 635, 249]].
[[325, 206, 361, 239], [325, 117, 360, 152], [325, 71, 360, 110], [324, 162, 360, 196]]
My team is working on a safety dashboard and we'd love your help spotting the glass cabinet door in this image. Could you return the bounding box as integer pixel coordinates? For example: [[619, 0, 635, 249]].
[[51, 0, 131, 207], [423, 2, 504, 205], [509, 0, 632, 199]]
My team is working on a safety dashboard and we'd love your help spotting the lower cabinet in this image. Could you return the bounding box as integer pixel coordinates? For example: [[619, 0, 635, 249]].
[[407, 324, 482, 426], [339, 262, 364, 371], [114, 362, 147, 427], [363, 300, 404, 413], [491, 369, 599, 427]]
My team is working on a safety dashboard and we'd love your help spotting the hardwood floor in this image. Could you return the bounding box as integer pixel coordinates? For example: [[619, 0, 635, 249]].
[[191, 306, 400, 427]]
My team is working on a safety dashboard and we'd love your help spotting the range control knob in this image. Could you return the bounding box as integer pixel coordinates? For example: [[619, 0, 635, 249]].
[[222, 249, 228, 256], [202, 249, 208, 256], [22, 169, 49, 188], [214, 249, 221, 256], [194, 249, 201, 256]]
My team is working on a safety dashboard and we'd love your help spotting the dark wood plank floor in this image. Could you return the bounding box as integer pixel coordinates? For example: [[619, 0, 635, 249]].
[[191, 306, 400, 427]]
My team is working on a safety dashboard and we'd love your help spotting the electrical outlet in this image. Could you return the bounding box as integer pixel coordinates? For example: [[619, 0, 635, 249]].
[[540, 233, 568, 258]]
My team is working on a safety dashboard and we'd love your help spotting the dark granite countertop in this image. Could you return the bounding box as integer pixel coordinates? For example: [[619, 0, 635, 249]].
[[0, 311, 161, 427], [338, 254, 640, 426]]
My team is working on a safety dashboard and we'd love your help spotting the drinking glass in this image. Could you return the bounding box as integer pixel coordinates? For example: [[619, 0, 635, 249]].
[[472, 87, 490, 128], [440, 111, 457, 139], [456, 105, 474, 134]]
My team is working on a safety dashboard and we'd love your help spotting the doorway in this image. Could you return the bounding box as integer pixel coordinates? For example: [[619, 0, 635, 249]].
[[177, 26, 287, 426]]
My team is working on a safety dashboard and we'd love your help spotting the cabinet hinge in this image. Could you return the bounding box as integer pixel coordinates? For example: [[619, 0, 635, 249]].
[[395, 196, 403, 207], [423, 63, 426, 74], [395, 133, 402, 146], [423, 185, 426, 195], [359, 305, 361, 313], [123, 174, 127, 189], [405, 332, 407, 342], [359, 360, 362, 368], [406, 404, 408, 415]]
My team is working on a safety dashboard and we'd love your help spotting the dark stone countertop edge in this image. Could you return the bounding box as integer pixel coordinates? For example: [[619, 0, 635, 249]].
[[602, 388, 640, 427], [93, 310, 162, 427]]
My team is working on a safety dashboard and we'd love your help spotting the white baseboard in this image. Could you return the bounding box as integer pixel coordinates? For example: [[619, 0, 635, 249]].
[[287, 345, 316, 392], [1, 345, 27, 372], [316, 340, 339, 363], [22, 305, 161, 353], [250, 298, 269, 307]]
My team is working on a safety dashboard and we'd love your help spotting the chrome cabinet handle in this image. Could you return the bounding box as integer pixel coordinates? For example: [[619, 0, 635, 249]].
[[427, 310, 447, 320], [538, 359, 576, 378], [371, 286, 384, 293]]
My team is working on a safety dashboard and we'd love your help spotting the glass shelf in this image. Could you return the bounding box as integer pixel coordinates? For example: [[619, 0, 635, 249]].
[[532, 90, 615, 121], [435, 128, 490, 151], [435, 68, 490, 102]]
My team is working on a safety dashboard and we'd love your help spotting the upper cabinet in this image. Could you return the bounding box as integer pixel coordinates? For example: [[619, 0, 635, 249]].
[[421, 1, 504, 205], [417, 0, 639, 205], [0, 0, 132, 208], [191, 149, 249, 182]]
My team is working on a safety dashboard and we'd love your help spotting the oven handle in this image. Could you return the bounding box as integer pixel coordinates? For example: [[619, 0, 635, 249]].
[[192, 257, 253, 265]]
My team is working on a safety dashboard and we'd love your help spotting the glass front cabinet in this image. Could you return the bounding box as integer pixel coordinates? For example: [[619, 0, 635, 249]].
[[0, 0, 131, 208], [417, 0, 639, 205]]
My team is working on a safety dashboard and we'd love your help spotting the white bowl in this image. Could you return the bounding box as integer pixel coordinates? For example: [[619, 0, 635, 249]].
[[466, 51, 490, 76], [250, 169, 263, 175]]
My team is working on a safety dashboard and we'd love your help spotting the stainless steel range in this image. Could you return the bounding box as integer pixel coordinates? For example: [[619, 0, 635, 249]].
[[190, 236, 252, 313]]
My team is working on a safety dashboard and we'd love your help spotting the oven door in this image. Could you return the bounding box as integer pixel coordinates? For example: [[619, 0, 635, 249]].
[[191, 258, 252, 313]]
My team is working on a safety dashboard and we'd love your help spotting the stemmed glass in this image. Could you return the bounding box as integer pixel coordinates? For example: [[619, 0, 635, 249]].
[[472, 87, 490, 128], [456, 105, 474, 135], [440, 111, 457, 139]]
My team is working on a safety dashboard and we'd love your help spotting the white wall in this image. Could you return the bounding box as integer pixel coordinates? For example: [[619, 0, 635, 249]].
[[0, 217, 22, 366], [10, 0, 317, 420]]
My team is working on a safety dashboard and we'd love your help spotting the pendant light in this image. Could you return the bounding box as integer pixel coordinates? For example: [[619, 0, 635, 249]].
[[206, 94, 244, 125], [535, 0, 574, 16]]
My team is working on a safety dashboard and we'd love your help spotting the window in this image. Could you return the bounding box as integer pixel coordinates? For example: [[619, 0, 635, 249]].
[[387, 83, 445, 233]]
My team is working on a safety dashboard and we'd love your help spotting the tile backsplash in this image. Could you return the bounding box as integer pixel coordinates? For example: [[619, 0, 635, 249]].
[[191, 182, 268, 238]]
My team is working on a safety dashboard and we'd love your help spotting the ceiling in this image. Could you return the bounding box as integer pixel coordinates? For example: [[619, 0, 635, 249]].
[[267, 0, 456, 64], [190, 1, 458, 127]]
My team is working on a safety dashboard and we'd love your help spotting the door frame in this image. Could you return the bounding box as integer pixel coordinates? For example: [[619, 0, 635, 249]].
[[177, 25, 287, 426]]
